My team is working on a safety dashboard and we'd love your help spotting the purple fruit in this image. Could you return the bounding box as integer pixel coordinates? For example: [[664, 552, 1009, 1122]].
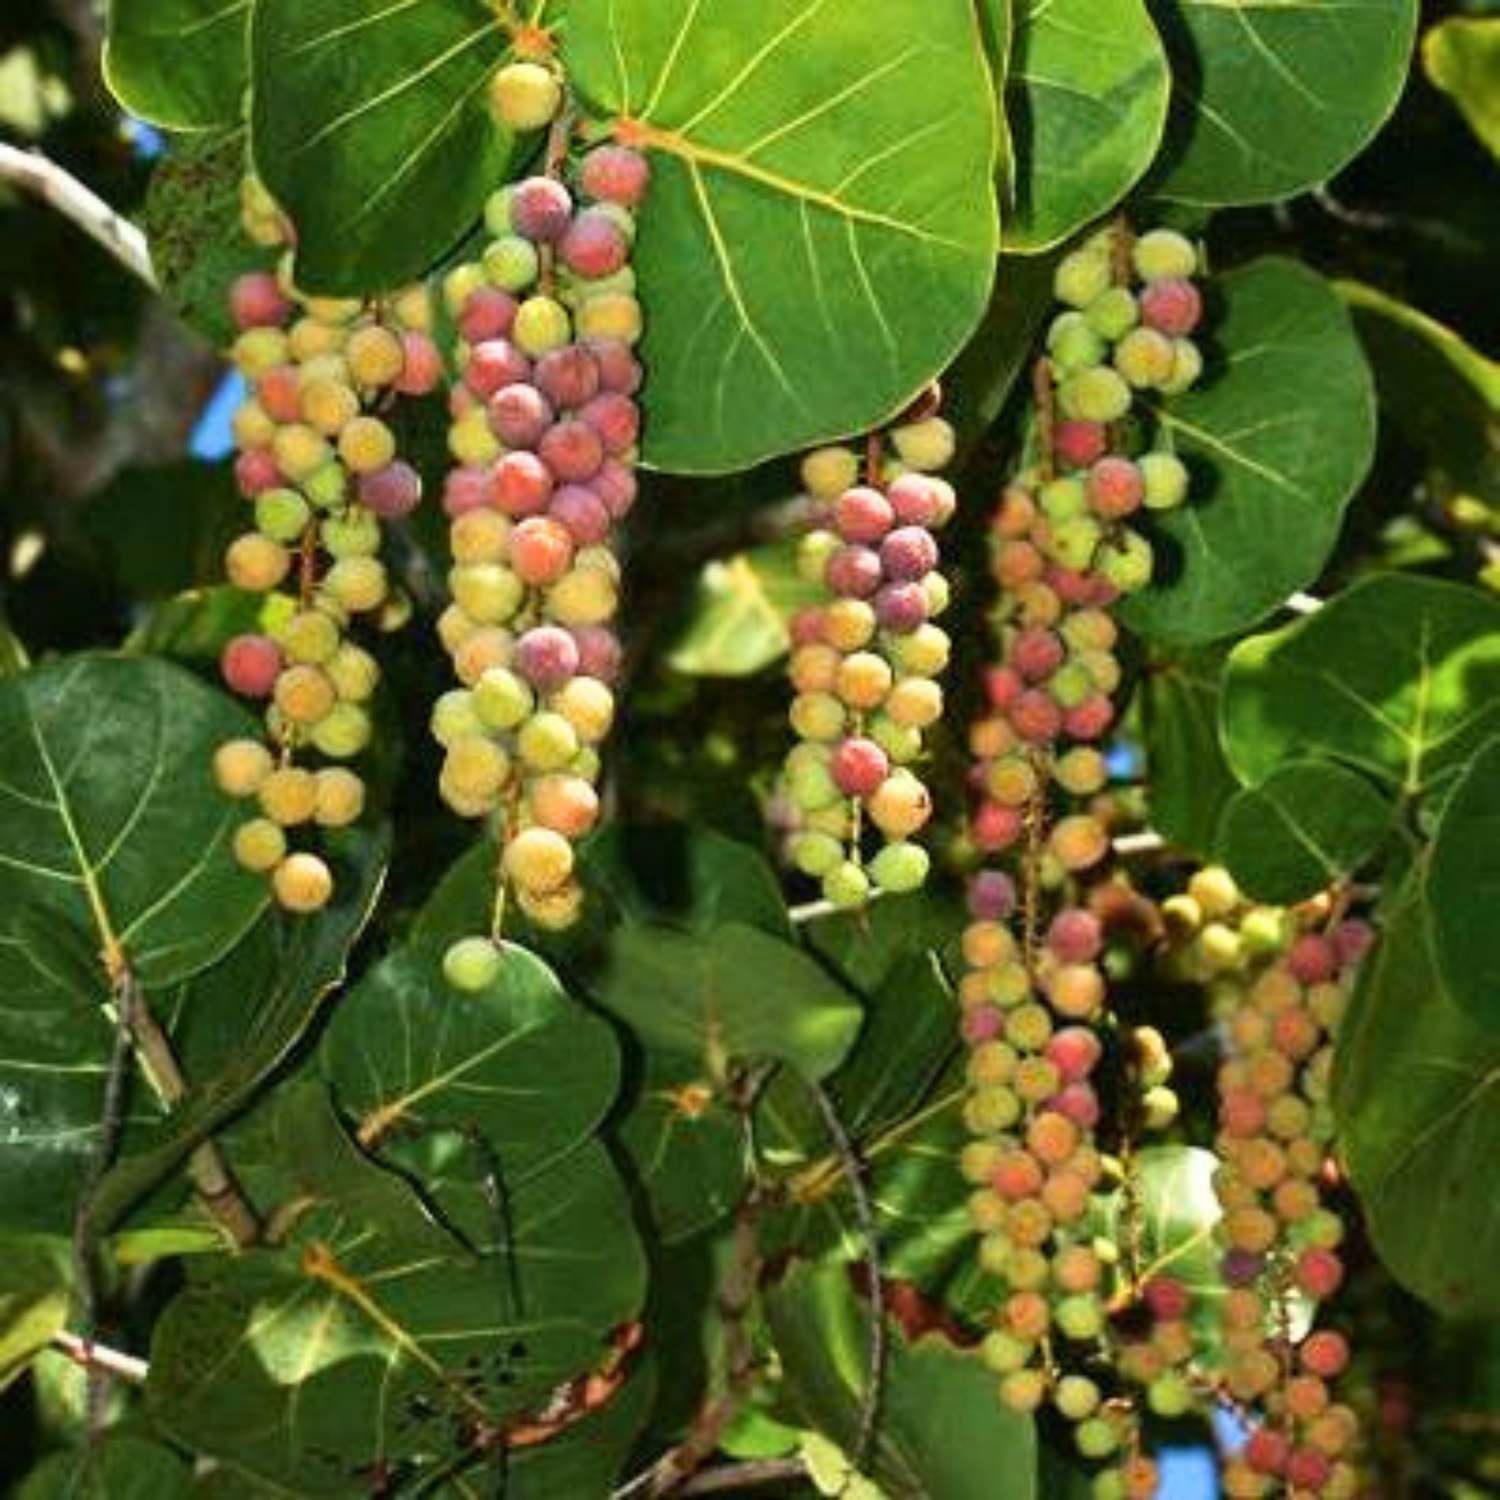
[[967, 869, 1016, 921], [879, 526, 938, 582], [535, 345, 601, 409], [572, 624, 621, 682], [359, 460, 423, 518], [874, 582, 928, 633], [509, 176, 574, 242], [489, 383, 554, 449], [825, 544, 882, 599], [516, 625, 580, 690]]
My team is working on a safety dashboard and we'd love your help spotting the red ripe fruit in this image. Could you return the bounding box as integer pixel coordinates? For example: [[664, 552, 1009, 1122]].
[[1048, 908, 1103, 964], [1053, 419, 1108, 469], [466, 339, 531, 399], [835, 486, 895, 544], [579, 392, 640, 455], [549, 484, 612, 546], [1299, 1330, 1350, 1380], [1333, 919, 1376, 966], [494, 451, 555, 517], [790, 607, 825, 648], [1143, 1277, 1190, 1322], [459, 289, 518, 344], [831, 736, 890, 798], [257, 366, 303, 424], [592, 459, 638, 519], [972, 800, 1025, 852], [535, 346, 601, 409], [1085, 456, 1144, 519], [1296, 1249, 1344, 1300], [1011, 627, 1065, 682], [1288, 934, 1339, 986], [229, 271, 290, 330], [359, 460, 423, 518], [509, 516, 574, 586], [572, 624, 622, 682], [395, 332, 443, 396], [1050, 1082, 1100, 1129], [509, 176, 574, 242], [874, 582, 928, 634], [962, 1005, 1004, 1044], [443, 465, 496, 517], [515, 625, 580, 690], [1220, 1088, 1266, 1138], [985, 665, 1024, 710], [588, 339, 643, 395], [879, 526, 939, 582], [1046, 1027, 1101, 1083], [1063, 694, 1115, 742], [1010, 689, 1064, 744], [825, 545, 882, 599], [1140, 278, 1203, 337], [580, 145, 651, 207], [560, 210, 630, 279], [539, 419, 605, 483], [489, 383, 554, 449], [235, 448, 281, 497], [1285, 1449, 1332, 1492], [888, 473, 946, 527], [221, 634, 283, 698], [992, 1151, 1045, 1202], [1244, 1428, 1289, 1477]]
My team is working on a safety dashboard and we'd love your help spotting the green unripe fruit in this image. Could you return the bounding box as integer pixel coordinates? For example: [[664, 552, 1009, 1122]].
[[474, 667, 534, 732], [321, 508, 382, 558], [431, 689, 483, 748], [272, 423, 332, 482], [964, 1082, 1022, 1133], [1163, 337, 1204, 395], [891, 417, 955, 474], [575, 291, 642, 345], [1085, 286, 1140, 340], [980, 1331, 1032, 1376], [303, 461, 349, 511], [513, 296, 573, 357], [1114, 326, 1178, 389], [888, 623, 949, 678], [1047, 311, 1107, 374], [518, 711, 580, 771], [1133, 228, 1198, 282], [1097, 530, 1154, 593], [1054, 1295, 1105, 1341], [233, 816, 286, 873], [233, 327, 289, 377], [489, 61, 563, 130], [483, 236, 541, 293], [790, 692, 846, 743], [822, 860, 870, 910], [444, 936, 503, 992], [1053, 249, 1112, 309], [452, 563, 524, 625], [1140, 450, 1190, 510], [1049, 662, 1095, 710], [801, 446, 860, 501], [1241, 907, 1288, 956], [1074, 1417, 1120, 1460], [324, 556, 389, 613], [1142, 1085, 1179, 1131], [787, 758, 841, 812], [255, 488, 311, 544], [870, 840, 929, 893], [309, 702, 372, 759], [798, 528, 839, 582], [868, 713, 922, 765], [1040, 477, 1089, 522], [482, 187, 514, 238], [1049, 515, 1103, 571], [280, 609, 341, 665], [999, 1370, 1047, 1414], [1147, 1371, 1193, 1419], [1059, 366, 1132, 424], [923, 570, 950, 616], [791, 831, 844, 879], [1054, 1376, 1101, 1422], [443, 735, 510, 802]]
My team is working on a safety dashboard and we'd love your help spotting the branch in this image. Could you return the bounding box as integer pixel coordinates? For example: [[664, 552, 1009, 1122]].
[[0, 143, 156, 289], [52, 1331, 150, 1387], [679, 1459, 809, 1495]]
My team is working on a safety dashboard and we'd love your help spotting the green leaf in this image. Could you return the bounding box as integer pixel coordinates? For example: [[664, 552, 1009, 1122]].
[[1428, 739, 1500, 1030], [1141, 650, 1239, 857], [1003, 0, 1169, 252], [617, 1047, 746, 1244], [0, 1236, 69, 1390], [668, 541, 823, 677], [149, 1085, 646, 1493], [90, 824, 390, 1232], [767, 1264, 1037, 1500], [1120, 257, 1376, 646], [1424, 18, 1500, 161], [1216, 759, 1393, 904], [561, 0, 1000, 473], [249, 0, 517, 293], [591, 922, 861, 1080], [16, 1437, 193, 1500], [1335, 881, 1500, 1317], [1153, 0, 1418, 205], [320, 940, 619, 1173], [142, 132, 275, 346], [125, 588, 294, 666], [1221, 574, 1500, 796], [804, 889, 965, 997], [103, 0, 250, 131]]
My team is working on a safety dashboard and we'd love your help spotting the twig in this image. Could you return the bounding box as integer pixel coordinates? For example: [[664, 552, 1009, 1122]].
[[679, 1460, 809, 1495], [1284, 591, 1325, 616], [51, 1331, 150, 1387], [788, 889, 887, 926], [803, 1077, 885, 1475], [0, 143, 155, 289]]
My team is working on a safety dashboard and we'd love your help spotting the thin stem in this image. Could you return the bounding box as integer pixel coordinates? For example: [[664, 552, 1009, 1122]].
[[0, 144, 156, 289], [51, 1331, 150, 1387], [679, 1460, 809, 1495]]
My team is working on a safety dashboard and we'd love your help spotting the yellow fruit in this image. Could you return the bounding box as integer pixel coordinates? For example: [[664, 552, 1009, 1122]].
[[214, 739, 274, 798], [504, 827, 575, 895], [273, 852, 335, 913], [313, 768, 365, 827], [233, 817, 286, 872], [259, 766, 319, 826]]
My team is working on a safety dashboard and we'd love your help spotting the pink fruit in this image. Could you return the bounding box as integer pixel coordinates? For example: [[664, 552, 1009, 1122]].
[[1046, 1027, 1102, 1083], [229, 272, 290, 330], [549, 484, 612, 545], [1048, 908, 1103, 964], [459, 289, 518, 344], [221, 634, 283, 697], [396, 332, 443, 396], [235, 448, 281, 497], [509, 176, 574, 242], [1140, 278, 1203, 337], [887, 473, 944, 527], [592, 459, 638, 519], [466, 339, 531, 399], [358, 460, 423, 518], [443, 465, 496, 517], [580, 145, 651, 207], [1244, 1428, 1289, 1477], [579, 392, 640, 455], [879, 526, 938, 582], [515, 625, 580, 690], [968, 870, 1017, 920], [985, 666, 1024, 710], [1295, 1249, 1344, 1300], [831, 736, 890, 797], [1053, 419, 1107, 469], [494, 451, 554, 517], [257, 366, 302, 424], [790, 607, 825, 647], [1285, 1449, 1331, 1492], [587, 339, 643, 394], [1288, 934, 1338, 986], [874, 582, 928, 633], [539, 418, 605, 483], [1143, 1277, 1189, 1322], [825, 545, 882, 599], [1011, 627, 1065, 681], [509, 516, 574, 585], [1086, 456, 1144, 519], [572, 624, 621, 682], [1050, 1082, 1100, 1129], [1011, 689, 1063, 743], [962, 1005, 1005, 1044], [1063, 694, 1115, 741], [835, 486, 894, 544], [1299, 1331, 1350, 1380], [973, 800, 1025, 852], [560, 210, 629, 279], [489, 383, 554, 449], [535, 346, 600, 409]]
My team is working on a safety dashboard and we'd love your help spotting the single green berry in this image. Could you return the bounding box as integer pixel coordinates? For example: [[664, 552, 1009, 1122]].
[[444, 936, 503, 993]]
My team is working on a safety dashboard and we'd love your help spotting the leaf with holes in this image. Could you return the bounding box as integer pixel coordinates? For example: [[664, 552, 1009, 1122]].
[[1221, 574, 1500, 797], [104, 0, 250, 131], [1335, 881, 1500, 1317], [1216, 759, 1393, 904], [1120, 258, 1376, 646], [1428, 739, 1500, 1030], [149, 1084, 646, 1493], [1152, 0, 1418, 205], [1003, 0, 1169, 252], [248, 0, 522, 293], [561, 0, 1000, 472]]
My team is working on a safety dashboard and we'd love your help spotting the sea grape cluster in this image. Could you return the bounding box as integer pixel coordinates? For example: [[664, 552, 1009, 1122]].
[[212, 205, 440, 913], [430, 143, 650, 987], [963, 225, 1207, 1497], [1212, 914, 1372, 1498], [777, 405, 958, 908]]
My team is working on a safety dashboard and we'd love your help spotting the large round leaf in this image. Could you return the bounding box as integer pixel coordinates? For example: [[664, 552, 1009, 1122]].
[[16, 1437, 193, 1500], [1428, 739, 1500, 1030], [1120, 258, 1376, 646], [1141, 649, 1239, 858], [562, 0, 1000, 473], [1003, 0, 1169, 252], [1221, 574, 1500, 794], [1153, 0, 1418, 205], [104, 0, 249, 131], [1335, 883, 1500, 1317], [249, 0, 520, 293]]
